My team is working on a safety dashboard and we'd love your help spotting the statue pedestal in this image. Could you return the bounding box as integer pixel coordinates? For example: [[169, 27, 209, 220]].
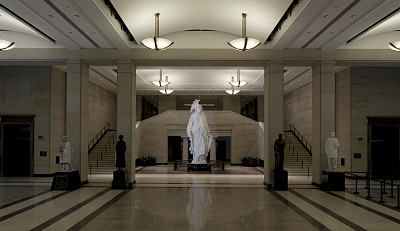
[[51, 169, 81, 191], [187, 163, 211, 173], [321, 170, 345, 191], [273, 169, 288, 191], [112, 170, 127, 189]]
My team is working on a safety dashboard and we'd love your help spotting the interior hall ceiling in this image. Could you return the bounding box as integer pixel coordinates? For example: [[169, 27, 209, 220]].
[[1, 0, 400, 95]]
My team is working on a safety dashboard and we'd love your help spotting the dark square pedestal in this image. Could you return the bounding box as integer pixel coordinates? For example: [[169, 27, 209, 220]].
[[112, 170, 127, 189], [187, 163, 211, 173], [321, 170, 345, 191], [51, 169, 81, 191], [273, 169, 288, 191]]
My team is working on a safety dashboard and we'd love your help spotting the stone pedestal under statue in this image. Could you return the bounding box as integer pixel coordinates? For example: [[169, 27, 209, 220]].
[[51, 169, 81, 191], [273, 169, 288, 191], [187, 163, 211, 173], [321, 170, 345, 191], [112, 170, 127, 189]]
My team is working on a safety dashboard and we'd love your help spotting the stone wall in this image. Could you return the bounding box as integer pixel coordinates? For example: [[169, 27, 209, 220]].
[[0, 66, 51, 175], [336, 68, 351, 172], [350, 67, 400, 172], [88, 81, 117, 142], [49, 67, 66, 173], [284, 82, 312, 144]]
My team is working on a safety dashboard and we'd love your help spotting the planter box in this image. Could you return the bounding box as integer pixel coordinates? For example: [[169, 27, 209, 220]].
[[242, 161, 257, 167]]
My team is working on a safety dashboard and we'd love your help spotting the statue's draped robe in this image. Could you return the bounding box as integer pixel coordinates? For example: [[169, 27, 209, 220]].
[[187, 111, 212, 164]]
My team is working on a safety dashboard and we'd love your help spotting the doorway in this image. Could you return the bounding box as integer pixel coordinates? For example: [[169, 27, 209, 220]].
[[216, 136, 231, 161], [1, 120, 33, 176], [168, 136, 182, 161], [370, 125, 399, 179]]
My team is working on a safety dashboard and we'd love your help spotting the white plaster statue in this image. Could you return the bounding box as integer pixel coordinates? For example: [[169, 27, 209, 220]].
[[325, 132, 340, 170], [186, 99, 213, 164], [60, 136, 72, 170]]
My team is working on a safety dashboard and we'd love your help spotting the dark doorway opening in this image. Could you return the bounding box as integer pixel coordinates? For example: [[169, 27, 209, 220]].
[[168, 136, 182, 161], [1, 123, 33, 176], [371, 125, 399, 179], [216, 136, 231, 161]]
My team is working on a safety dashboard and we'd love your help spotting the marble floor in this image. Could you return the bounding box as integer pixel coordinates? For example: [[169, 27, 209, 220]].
[[1, 171, 400, 230]]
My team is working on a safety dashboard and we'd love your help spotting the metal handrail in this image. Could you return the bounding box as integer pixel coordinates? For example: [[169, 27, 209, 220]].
[[88, 123, 110, 152], [289, 124, 312, 154], [285, 136, 312, 176]]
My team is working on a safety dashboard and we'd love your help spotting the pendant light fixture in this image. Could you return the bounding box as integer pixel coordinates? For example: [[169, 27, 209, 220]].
[[159, 85, 174, 94], [225, 86, 240, 95], [229, 69, 247, 87], [388, 41, 400, 51], [0, 39, 15, 51], [228, 13, 260, 51], [141, 13, 174, 50], [152, 69, 170, 87]]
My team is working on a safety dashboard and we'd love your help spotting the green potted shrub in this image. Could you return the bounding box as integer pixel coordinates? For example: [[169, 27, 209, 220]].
[[241, 156, 258, 167], [136, 156, 156, 166]]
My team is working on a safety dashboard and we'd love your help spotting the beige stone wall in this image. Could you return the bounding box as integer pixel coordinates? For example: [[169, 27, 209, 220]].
[[138, 110, 259, 164], [49, 67, 66, 173], [284, 82, 312, 144], [336, 68, 351, 172], [350, 67, 400, 172], [0, 66, 51, 175], [88, 82, 117, 142], [158, 95, 176, 113], [223, 95, 240, 113]]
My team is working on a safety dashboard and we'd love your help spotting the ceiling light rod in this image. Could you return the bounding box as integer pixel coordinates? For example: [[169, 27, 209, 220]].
[[0, 39, 15, 51], [141, 13, 174, 50], [152, 69, 170, 87], [228, 13, 260, 51], [230, 69, 247, 87]]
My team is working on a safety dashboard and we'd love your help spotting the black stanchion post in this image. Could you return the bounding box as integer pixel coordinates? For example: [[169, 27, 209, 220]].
[[397, 185, 400, 209], [353, 175, 359, 194], [365, 172, 369, 189], [383, 178, 387, 194], [389, 178, 395, 199], [379, 181, 385, 203], [366, 178, 372, 199]]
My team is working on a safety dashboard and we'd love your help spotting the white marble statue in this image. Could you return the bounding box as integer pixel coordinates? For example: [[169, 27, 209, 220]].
[[325, 132, 340, 170], [60, 136, 72, 170], [186, 99, 213, 164]]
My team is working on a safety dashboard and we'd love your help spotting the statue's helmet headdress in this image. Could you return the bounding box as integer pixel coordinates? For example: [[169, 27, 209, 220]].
[[190, 99, 201, 113]]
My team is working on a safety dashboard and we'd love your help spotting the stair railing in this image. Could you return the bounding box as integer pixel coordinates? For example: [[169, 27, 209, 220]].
[[289, 124, 312, 155], [88, 123, 110, 153], [285, 136, 312, 176]]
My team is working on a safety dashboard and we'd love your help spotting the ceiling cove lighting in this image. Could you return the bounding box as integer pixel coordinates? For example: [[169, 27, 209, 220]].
[[388, 41, 400, 51], [141, 13, 174, 50], [0, 39, 15, 51], [152, 69, 170, 87], [159, 85, 174, 94], [229, 69, 247, 87], [228, 13, 260, 51], [225, 86, 240, 95]]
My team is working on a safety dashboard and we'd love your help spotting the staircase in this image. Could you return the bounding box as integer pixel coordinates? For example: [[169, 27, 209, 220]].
[[284, 131, 312, 176], [88, 130, 117, 174]]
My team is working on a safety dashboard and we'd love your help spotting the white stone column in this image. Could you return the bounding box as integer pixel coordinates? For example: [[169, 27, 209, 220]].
[[210, 137, 217, 161], [264, 62, 284, 187], [66, 61, 89, 183], [183, 137, 189, 161], [312, 61, 336, 184], [117, 61, 136, 187]]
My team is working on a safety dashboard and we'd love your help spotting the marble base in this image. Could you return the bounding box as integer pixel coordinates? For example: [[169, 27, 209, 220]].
[[112, 170, 127, 189], [321, 170, 345, 191], [51, 169, 81, 191], [273, 169, 288, 191], [187, 163, 211, 173]]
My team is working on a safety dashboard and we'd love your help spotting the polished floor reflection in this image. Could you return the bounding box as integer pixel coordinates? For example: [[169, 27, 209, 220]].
[[1, 170, 400, 230]]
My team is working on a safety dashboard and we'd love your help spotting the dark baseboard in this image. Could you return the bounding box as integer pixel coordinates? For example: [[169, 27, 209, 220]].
[[33, 173, 54, 177]]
